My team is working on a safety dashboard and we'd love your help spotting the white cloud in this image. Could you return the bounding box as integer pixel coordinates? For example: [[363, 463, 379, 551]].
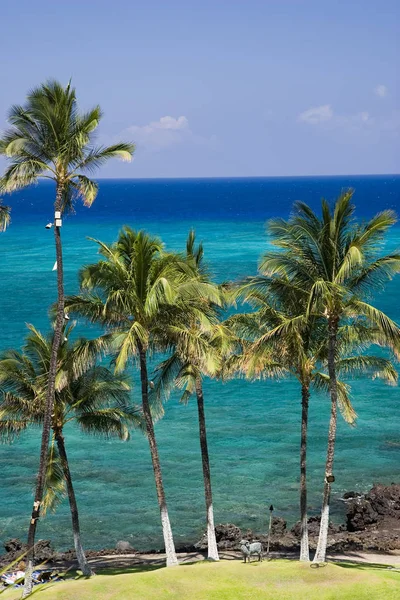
[[298, 105, 375, 131], [125, 115, 217, 152], [149, 116, 189, 130], [298, 104, 333, 124], [374, 85, 388, 98], [335, 111, 372, 127], [127, 116, 191, 150], [297, 102, 400, 143]]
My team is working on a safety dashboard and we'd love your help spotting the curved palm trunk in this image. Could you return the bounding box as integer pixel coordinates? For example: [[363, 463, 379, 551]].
[[139, 346, 178, 567], [54, 429, 93, 577], [313, 317, 339, 564], [23, 183, 65, 597], [299, 382, 310, 562], [195, 376, 219, 561]]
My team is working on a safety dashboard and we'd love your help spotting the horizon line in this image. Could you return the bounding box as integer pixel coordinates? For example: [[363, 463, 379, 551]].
[[94, 173, 400, 181]]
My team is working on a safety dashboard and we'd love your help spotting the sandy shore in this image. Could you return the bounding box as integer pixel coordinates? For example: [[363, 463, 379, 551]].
[[53, 549, 400, 571]]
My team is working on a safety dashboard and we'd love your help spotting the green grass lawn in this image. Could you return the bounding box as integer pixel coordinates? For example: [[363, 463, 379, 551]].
[[5, 559, 400, 600]]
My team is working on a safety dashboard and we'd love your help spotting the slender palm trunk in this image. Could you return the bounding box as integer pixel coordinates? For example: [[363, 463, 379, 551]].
[[313, 317, 339, 564], [54, 429, 93, 577], [299, 382, 310, 562], [0, 204, 10, 232], [195, 376, 219, 561], [138, 345, 178, 567], [23, 183, 65, 597]]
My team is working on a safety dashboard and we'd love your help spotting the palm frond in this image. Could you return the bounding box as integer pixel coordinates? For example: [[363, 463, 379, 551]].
[[73, 143, 135, 173], [77, 408, 131, 440], [347, 300, 400, 353], [72, 175, 99, 207], [0, 418, 28, 443], [0, 79, 133, 203], [113, 322, 148, 373], [312, 373, 357, 425], [336, 355, 398, 384], [349, 254, 400, 293], [42, 441, 66, 515], [0, 157, 48, 191]]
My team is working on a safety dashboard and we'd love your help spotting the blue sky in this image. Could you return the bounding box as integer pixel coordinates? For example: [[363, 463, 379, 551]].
[[0, 0, 398, 178]]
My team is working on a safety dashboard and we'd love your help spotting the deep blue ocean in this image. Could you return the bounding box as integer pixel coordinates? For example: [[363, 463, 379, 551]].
[[0, 175, 399, 552]]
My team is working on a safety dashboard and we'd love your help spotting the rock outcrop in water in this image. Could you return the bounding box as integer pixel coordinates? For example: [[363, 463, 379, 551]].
[[346, 483, 400, 531], [270, 517, 287, 536], [291, 515, 343, 537], [1, 538, 54, 564], [195, 523, 243, 551], [115, 541, 135, 552]]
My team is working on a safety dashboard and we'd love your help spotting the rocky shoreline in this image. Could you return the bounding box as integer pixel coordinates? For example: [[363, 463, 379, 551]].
[[194, 483, 400, 555], [2, 483, 399, 566]]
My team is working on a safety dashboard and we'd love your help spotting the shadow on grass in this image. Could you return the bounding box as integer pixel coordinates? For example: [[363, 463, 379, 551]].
[[334, 560, 395, 572], [178, 560, 233, 568], [93, 564, 165, 577], [28, 583, 59, 597], [178, 558, 277, 568]]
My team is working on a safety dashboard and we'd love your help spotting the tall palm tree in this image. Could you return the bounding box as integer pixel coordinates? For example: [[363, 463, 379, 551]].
[[152, 231, 232, 561], [0, 323, 138, 577], [230, 275, 397, 562], [0, 79, 134, 594], [230, 278, 336, 563], [64, 228, 220, 567], [262, 191, 400, 562], [0, 201, 10, 231]]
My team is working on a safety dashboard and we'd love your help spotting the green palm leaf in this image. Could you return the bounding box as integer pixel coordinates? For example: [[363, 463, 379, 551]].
[[42, 442, 67, 515], [312, 373, 357, 425], [0, 79, 135, 211]]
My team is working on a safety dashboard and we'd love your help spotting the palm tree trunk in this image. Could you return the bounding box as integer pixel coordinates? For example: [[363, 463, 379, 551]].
[[54, 429, 93, 577], [138, 345, 178, 567], [23, 182, 66, 597], [0, 203, 10, 232], [299, 382, 310, 562], [195, 376, 219, 561], [313, 316, 339, 564]]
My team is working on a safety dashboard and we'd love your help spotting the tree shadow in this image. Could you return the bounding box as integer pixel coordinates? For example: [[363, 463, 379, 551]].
[[178, 559, 221, 568], [333, 560, 396, 572], [93, 564, 165, 576]]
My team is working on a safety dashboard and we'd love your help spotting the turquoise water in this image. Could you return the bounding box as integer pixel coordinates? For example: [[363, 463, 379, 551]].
[[0, 177, 399, 552]]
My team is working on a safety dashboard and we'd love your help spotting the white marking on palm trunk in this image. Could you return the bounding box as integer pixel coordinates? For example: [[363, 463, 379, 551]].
[[161, 505, 178, 567], [21, 560, 33, 598], [74, 531, 93, 577], [207, 503, 219, 561], [313, 500, 330, 563], [300, 517, 310, 562]]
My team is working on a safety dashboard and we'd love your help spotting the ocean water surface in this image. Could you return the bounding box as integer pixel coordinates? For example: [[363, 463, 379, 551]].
[[0, 176, 399, 551]]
